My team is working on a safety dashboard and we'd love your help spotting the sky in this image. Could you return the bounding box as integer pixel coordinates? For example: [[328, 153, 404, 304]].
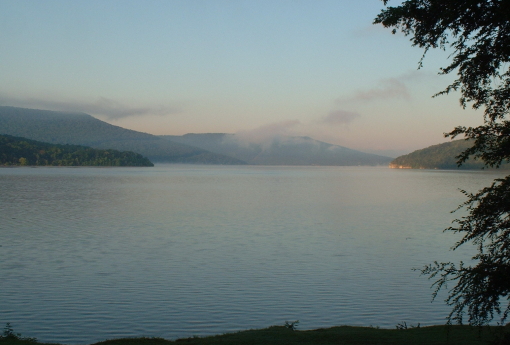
[[0, 0, 484, 157]]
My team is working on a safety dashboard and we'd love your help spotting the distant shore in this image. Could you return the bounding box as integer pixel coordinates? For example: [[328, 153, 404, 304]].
[[2, 324, 509, 345]]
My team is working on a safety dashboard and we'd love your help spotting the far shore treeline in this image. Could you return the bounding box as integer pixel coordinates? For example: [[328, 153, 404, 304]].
[[1, 106, 504, 169], [0, 134, 154, 167], [389, 139, 510, 170]]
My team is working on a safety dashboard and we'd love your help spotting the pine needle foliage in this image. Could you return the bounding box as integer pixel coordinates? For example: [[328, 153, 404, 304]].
[[375, 0, 510, 326]]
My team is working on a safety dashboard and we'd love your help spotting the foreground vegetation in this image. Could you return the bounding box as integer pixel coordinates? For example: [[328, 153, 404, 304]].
[[2, 323, 510, 345], [0, 134, 153, 167], [376, 0, 510, 328]]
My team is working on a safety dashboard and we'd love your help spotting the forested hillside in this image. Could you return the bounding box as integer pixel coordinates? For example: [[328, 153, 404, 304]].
[[0, 106, 246, 164], [0, 134, 154, 166], [389, 140, 499, 169]]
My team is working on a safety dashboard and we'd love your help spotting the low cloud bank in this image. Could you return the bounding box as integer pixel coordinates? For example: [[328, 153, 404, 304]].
[[234, 120, 301, 146], [320, 110, 361, 125], [345, 78, 410, 103], [0, 94, 180, 119]]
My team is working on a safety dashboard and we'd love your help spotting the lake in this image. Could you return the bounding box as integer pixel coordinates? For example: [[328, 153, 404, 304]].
[[0, 165, 504, 344]]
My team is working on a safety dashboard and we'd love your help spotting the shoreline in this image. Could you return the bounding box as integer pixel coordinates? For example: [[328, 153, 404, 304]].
[[2, 324, 509, 345]]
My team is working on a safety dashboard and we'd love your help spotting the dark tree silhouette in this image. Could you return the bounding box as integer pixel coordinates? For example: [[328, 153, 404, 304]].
[[375, 0, 510, 326]]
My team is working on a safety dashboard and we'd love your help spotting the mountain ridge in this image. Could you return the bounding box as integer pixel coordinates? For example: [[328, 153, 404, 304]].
[[161, 133, 392, 166], [0, 106, 393, 166], [0, 106, 246, 164]]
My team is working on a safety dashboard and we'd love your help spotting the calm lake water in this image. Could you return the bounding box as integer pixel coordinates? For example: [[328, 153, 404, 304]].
[[0, 165, 505, 344]]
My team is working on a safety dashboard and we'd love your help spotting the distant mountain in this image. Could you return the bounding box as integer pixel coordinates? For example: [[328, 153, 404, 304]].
[[0, 106, 246, 164], [0, 134, 154, 166], [161, 133, 392, 166], [389, 140, 498, 169]]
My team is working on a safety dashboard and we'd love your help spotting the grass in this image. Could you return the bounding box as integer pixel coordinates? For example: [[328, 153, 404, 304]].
[[2, 324, 510, 345]]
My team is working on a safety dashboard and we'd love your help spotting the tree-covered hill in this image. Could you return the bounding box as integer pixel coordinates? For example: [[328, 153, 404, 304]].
[[389, 140, 504, 169], [161, 133, 392, 166], [0, 134, 154, 166], [0, 106, 246, 164]]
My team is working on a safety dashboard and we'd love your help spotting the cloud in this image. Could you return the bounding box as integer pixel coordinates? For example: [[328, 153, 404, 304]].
[[320, 110, 361, 125], [0, 94, 180, 119], [346, 78, 411, 103], [235, 120, 301, 145], [352, 23, 389, 37]]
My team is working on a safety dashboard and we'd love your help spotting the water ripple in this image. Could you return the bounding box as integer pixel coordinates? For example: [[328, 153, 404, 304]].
[[0, 166, 503, 343]]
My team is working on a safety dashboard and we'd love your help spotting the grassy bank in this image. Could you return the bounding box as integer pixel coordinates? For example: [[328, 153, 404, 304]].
[[2, 324, 510, 345]]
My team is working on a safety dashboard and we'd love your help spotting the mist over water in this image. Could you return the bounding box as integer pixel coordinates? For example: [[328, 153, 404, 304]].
[[0, 165, 503, 344]]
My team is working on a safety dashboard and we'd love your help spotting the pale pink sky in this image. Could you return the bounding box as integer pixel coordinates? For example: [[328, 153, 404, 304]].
[[0, 0, 483, 157]]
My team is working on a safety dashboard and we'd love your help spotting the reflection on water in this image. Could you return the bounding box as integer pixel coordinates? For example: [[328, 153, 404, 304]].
[[0, 165, 504, 344]]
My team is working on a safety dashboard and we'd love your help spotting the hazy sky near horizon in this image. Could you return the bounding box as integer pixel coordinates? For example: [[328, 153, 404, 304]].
[[0, 0, 484, 156]]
